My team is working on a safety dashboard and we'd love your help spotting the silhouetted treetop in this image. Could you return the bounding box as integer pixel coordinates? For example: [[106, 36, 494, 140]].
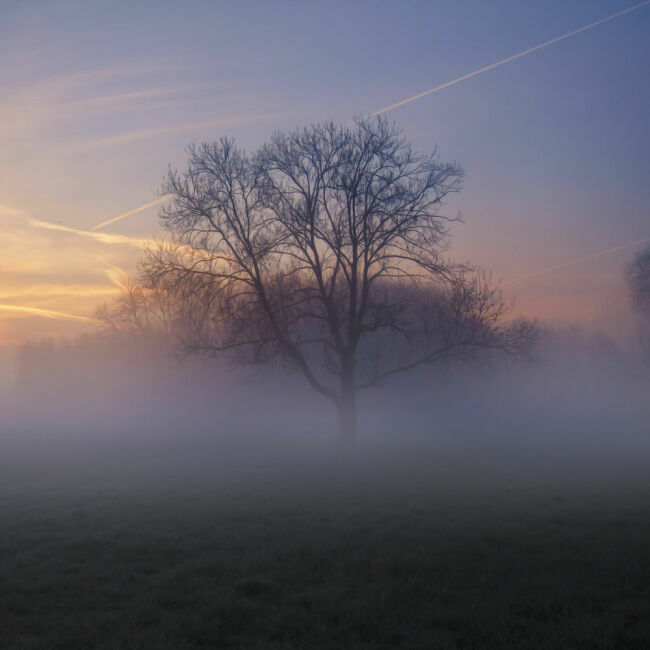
[[137, 118, 534, 441]]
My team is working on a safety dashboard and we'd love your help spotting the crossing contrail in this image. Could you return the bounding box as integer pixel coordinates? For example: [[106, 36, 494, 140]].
[[367, 0, 650, 119], [358, 1, 650, 290], [87, 1, 650, 286], [95, 3, 650, 231], [91, 196, 168, 231], [503, 236, 650, 286]]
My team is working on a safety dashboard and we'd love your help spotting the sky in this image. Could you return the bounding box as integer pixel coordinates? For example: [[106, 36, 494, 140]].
[[1, 0, 649, 345]]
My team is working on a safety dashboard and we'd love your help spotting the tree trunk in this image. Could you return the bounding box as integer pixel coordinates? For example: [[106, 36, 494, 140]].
[[337, 385, 357, 444]]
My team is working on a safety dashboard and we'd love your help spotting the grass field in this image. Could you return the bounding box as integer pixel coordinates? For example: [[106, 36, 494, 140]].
[[1, 433, 649, 649]]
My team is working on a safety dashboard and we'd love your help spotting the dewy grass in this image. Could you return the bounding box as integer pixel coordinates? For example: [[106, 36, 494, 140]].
[[1, 435, 649, 649]]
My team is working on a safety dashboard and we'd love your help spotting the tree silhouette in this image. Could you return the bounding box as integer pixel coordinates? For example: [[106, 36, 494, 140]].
[[141, 118, 535, 441], [625, 244, 650, 361]]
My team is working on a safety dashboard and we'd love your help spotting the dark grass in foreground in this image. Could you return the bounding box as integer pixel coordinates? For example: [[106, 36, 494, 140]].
[[1, 435, 650, 649]]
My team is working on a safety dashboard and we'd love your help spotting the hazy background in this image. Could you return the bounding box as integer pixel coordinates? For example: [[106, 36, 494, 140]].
[[1, 5, 649, 648], [0, 0, 648, 477], [0, 0, 648, 495], [1, 326, 648, 496]]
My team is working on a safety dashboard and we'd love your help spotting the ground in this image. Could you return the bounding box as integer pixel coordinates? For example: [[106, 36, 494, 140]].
[[1, 433, 649, 649]]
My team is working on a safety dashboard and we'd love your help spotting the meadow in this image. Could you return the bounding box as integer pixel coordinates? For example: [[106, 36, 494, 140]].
[[2, 431, 649, 649]]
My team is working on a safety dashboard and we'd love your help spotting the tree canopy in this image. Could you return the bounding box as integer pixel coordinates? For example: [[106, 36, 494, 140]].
[[626, 245, 650, 314], [625, 244, 650, 361], [114, 118, 534, 441]]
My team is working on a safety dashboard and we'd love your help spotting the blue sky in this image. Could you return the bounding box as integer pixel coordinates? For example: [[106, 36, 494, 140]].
[[0, 0, 648, 342]]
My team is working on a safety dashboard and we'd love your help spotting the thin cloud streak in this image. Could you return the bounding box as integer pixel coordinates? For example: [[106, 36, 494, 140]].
[[91, 198, 168, 231], [102, 263, 130, 289], [59, 83, 218, 113], [0, 210, 147, 336], [0, 304, 99, 323], [30, 218, 151, 247], [0, 203, 27, 218], [0, 285, 120, 299], [365, 0, 650, 119], [503, 236, 650, 286], [0, 64, 228, 142], [0, 64, 166, 140], [76, 113, 284, 151]]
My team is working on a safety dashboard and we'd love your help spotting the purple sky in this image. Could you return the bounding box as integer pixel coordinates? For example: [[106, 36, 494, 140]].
[[1, 0, 648, 344]]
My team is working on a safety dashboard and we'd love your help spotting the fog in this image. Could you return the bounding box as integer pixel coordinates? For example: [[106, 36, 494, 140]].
[[1, 326, 648, 505]]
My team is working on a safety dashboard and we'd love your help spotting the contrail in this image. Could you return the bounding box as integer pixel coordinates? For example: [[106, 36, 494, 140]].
[[0, 304, 100, 323], [32, 217, 151, 247], [94, 3, 650, 231], [367, 0, 650, 119], [91, 197, 168, 231], [503, 236, 650, 286], [77, 113, 284, 151], [87, 2, 649, 266], [0, 285, 120, 299]]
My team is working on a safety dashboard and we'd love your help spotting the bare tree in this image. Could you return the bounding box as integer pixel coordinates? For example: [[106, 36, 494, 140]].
[[95, 276, 177, 338], [143, 118, 535, 442], [625, 245, 650, 360], [626, 245, 650, 312]]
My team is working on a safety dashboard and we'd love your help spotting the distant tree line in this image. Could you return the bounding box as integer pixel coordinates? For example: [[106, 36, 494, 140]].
[[625, 244, 650, 363]]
